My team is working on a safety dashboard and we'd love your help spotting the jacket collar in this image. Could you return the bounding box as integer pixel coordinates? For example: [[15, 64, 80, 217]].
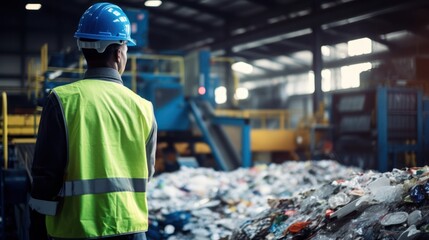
[[83, 68, 123, 85]]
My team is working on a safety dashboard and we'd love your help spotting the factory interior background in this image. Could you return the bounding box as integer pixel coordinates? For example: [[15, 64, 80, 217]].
[[1, 0, 429, 239]]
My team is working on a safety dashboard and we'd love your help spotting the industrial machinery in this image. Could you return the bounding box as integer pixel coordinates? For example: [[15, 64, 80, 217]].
[[331, 87, 424, 172], [1, 92, 32, 240], [215, 108, 300, 163]]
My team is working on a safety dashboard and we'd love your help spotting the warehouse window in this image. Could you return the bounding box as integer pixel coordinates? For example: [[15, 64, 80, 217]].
[[232, 61, 254, 74], [234, 87, 249, 100], [322, 46, 331, 56], [285, 73, 314, 95], [340, 62, 372, 88], [348, 38, 372, 56], [322, 69, 332, 92]]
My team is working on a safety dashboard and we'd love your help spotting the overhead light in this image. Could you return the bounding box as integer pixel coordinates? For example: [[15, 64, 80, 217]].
[[232, 61, 253, 74], [145, 0, 162, 7], [25, 3, 42, 10], [215, 86, 227, 104], [234, 87, 249, 100]]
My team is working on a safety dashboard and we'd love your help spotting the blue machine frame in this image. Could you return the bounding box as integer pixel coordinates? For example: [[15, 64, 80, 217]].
[[331, 86, 424, 172], [377, 87, 424, 172], [212, 116, 252, 168], [189, 99, 251, 170]]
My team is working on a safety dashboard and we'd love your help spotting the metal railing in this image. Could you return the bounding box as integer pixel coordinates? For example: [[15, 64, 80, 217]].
[[127, 54, 185, 92], [27, 44, 186, 95], [2, 92, 8, 169], [215, 109, 294, 129]]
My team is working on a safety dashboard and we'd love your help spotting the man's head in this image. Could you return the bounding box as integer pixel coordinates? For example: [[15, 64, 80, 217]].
[[80, 39, 128, 74], [74, 2, 135, 74]]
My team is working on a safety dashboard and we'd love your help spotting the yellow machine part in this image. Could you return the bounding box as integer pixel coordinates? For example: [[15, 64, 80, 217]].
[[174, 142, 211, 154], [251, 129, 296, 152], [0, 114, 40, 136], [215, 109, 299, 153], [156, 142, 211, 155]]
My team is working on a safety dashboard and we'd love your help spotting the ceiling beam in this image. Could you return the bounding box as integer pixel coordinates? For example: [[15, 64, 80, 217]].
[[235, 47, 310, 68], [279, 55, 310, 68], [147, 9, 214, 30], [173, 0, 334, 49], [245, 0, 286, 9], [232, 9, 429, 61], [149, 17, 198, 37], [175, 0, 429, 51], [242, 41, 429, 81], [166, 0, 233, 20], [240, 48, 276, 59], [237, 45, 311, 68], [234, 51, 267, 60], [276, 40, 311, 51], [229, 0, 336, 30], [148, 22, 197, 50]]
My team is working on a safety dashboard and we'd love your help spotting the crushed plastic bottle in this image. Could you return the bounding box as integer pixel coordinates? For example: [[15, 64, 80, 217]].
[[410, 185, 426, 204], [380, 212, 409, 226], [328, 192, 351, 209]]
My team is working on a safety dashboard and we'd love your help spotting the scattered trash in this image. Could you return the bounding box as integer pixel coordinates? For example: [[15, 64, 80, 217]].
[[147, 161, 429, 239]]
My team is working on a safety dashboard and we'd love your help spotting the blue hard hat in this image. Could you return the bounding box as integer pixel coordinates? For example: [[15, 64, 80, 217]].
[[74, 2, 136, 47]]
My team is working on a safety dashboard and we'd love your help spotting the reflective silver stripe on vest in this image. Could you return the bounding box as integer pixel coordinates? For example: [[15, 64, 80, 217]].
[[28, 197, 59, 216], [59, 178, 147, 197]]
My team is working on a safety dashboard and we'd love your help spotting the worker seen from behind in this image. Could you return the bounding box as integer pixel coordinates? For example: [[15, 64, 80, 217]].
[[29, 2, 157, 239]]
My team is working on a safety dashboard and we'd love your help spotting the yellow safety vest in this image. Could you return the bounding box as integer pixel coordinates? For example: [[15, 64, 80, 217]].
[[46, 79, 154, 238]]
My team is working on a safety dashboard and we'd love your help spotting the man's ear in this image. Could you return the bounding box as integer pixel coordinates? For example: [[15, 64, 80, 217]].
[[115, 48, 122, 63]]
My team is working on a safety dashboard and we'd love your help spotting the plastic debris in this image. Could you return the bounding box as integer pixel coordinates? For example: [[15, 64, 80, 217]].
[[408, 210, 422, 226], [398, 225, 421, 240], [410, 185, 426, 204], [380, 212, 409, 226], [147, 161, 429, 239], [328, 192, 351, 209]]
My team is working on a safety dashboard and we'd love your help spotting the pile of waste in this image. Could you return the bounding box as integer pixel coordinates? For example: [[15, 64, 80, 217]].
[[230, 166, 429, 240], [146, 160, 363, 239], [148, 161, 429, 239]]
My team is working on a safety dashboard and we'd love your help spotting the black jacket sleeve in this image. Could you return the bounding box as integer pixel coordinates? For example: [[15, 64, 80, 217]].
[[146, 119, 157, 182], [29, 92, 67, 239], [31, 92, 67, 200]]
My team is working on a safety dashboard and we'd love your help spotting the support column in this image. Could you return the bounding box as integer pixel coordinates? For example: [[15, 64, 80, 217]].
[[223, 20, 237, 108], [312, 0, 323, 113], [224, 49, 236, 108]]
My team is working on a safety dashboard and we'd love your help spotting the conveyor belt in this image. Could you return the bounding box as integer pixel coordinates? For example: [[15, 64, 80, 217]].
[[189, 99, 240, 171]]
